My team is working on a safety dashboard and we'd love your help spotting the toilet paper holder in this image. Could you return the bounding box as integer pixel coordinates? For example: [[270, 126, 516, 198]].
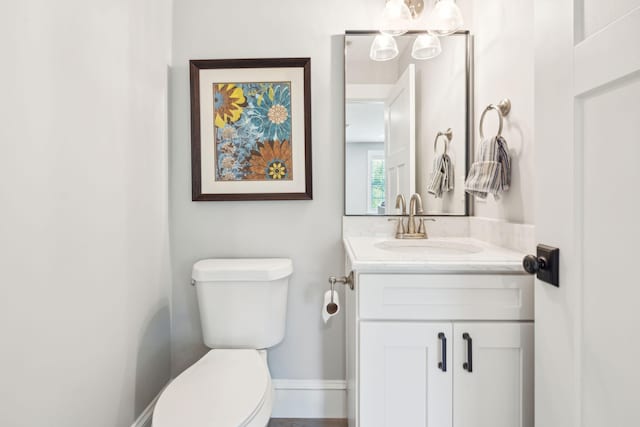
[[328, 271, 354, 291], [326, 272, 354, 315]]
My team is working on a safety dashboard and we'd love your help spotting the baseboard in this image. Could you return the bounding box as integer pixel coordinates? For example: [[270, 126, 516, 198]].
[[131, 387, 165, 427], [271, 379, 347, 419]]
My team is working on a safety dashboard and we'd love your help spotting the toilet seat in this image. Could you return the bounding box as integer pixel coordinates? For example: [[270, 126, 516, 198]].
[[153, 349, 272, 427]]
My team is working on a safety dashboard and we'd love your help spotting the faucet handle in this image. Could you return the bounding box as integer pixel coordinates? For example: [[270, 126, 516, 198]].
[[417, 218, 436, 235], [388, 217, 406, 237]]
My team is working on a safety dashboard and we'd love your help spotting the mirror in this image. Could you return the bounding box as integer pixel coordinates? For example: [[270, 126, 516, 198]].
[[344, 31, 472, 216]]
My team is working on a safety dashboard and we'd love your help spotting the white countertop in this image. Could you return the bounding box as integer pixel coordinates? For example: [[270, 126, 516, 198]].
[[344, 236, 528, 274]]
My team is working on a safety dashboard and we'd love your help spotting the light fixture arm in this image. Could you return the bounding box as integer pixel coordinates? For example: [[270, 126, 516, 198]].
[[405, 0, 425, 19]]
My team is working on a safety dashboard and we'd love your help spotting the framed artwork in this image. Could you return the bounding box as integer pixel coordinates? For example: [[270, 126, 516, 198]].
[[190, 58, 312, 201]]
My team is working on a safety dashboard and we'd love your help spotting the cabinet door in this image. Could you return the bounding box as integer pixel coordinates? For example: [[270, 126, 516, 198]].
[[360, 321, 452, 427], [453, 322, 533, 427]]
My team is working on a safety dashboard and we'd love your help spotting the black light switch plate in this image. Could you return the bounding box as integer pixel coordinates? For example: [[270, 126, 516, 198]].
[[537, 244, 559, 287]]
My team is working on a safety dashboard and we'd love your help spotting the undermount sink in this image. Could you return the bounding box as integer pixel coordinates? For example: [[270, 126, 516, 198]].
[[374, 239, 483, 255], [344, 236, 524, 272]]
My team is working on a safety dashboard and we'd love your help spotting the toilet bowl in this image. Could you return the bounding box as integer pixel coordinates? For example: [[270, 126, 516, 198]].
[[152, 258, 292, 427]]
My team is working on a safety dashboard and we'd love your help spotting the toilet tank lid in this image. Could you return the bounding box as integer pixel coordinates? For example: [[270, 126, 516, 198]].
[[192, 258, 293, 282]]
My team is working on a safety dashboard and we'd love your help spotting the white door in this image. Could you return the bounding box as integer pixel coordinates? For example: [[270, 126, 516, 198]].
[[360, 321, 452, 427], [453, 323, 534, 427], [384, 64, 415, 213], [535, 2, 640, 426]]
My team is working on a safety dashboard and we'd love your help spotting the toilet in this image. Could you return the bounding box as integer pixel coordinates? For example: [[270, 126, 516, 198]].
[[153, 258, 293, 427]]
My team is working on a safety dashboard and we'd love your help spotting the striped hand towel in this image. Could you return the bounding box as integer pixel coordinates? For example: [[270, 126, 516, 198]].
[[464, 135, 511, 199], [427, 153, 455, 198]]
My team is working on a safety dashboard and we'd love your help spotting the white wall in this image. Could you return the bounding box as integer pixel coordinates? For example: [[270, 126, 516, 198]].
[[0, 1, 172, 425], [170, 0, 382, 380], [408, 35, 468, 215], [470, 0, 535, 224]]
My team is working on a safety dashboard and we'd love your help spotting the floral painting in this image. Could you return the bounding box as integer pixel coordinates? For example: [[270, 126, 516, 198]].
[[213, 82, 293, 182], [190, 58, 311, 201]]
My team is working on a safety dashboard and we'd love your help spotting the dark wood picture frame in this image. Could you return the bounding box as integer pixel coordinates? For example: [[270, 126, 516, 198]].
[[190, 58, 312, 201]]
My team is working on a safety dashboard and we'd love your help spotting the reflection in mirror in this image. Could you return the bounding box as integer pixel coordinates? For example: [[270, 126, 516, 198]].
[[344, 31, 472, 216]]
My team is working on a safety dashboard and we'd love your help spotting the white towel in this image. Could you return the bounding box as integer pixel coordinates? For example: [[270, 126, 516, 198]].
[[427, 153, 455, 198], [464, 135, 511, 199]]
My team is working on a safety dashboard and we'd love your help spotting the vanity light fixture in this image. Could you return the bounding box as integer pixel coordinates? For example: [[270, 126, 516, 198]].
[[429, 0, 464, 36], [380, 0, 425, 36], [411, 33, 442, 60], [370, 34, 400, 61], [371, 0, 462, 61], [380, 0, 413, 36]]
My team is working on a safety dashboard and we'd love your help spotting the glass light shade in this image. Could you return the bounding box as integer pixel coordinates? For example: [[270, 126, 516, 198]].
[[411, 33, 442, 60], [429, 0, 464, 36], [380, 0, 412, 36], [369, 34, 400, 61]]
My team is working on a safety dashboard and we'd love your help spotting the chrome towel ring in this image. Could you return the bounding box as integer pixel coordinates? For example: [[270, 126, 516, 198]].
[[434, 128, 453, 154], [479, 98, 511, 140]]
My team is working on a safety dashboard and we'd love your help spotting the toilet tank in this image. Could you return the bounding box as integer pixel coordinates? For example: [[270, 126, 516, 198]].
[[192, 258, 292, 349]]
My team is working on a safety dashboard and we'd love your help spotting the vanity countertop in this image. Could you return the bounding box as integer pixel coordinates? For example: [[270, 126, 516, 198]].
[[344, 236, 527, 274]]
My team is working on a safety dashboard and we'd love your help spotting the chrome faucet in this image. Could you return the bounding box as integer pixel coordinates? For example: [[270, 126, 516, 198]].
[[395, 194, 407, 215], [389, 193, 434, 239], [407, 193, 423, 235], [391, 194, 407, 236]]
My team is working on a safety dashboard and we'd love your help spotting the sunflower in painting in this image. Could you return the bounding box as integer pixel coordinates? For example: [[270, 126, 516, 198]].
[[245, 140, 292, 181], [268, 162, 287, 180], [213, 84, 247, 128]]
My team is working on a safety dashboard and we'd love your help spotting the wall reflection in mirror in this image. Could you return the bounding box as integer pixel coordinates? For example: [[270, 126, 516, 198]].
[[344, 31, 472, 216]]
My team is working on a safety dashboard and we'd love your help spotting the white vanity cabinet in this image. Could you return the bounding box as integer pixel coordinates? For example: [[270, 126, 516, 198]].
[[452, 322, 533, 427], [346, 273, 534, 427], [360, 321, 454, 427]]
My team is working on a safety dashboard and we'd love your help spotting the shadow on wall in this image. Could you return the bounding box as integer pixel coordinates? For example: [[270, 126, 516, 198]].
[[135, 304, 172, 415], [501, 109, 526, 222], [321, 33, 348, 382]]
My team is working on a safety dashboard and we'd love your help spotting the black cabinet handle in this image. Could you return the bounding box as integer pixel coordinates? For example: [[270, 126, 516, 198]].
[[462, 333, 473, 372], [437, 332, 447, 372]]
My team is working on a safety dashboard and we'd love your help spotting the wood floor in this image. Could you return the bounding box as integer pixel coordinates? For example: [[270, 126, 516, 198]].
[[268, 419, 347, 427]]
